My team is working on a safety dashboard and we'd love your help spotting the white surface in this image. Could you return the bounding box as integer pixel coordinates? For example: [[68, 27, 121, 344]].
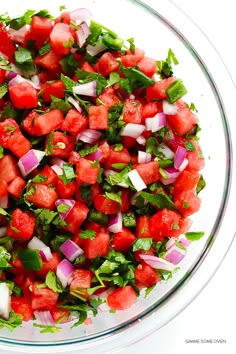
[[125, 0, 236, 353], [1, 1, 235, 354]]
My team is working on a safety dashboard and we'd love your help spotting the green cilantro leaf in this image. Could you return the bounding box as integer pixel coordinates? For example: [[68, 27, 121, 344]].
[[105, 191, 122, 204], [50, 96, 71, 115], [79, 144, 98, 158], [45, 270, 63, 293], [31, 174, 48, 183], [58, 163, 76, 185], [33, 323, 61, 333], [39, 43, 52, 56], [56, 204, 70, 213], [120, 64, 155, 92], [0, 145, 4, 159], [144, 285, 156, 298], [132, 238, 153, 252], [0, 83, 8, 99], [60, 74, 77, 91], [196, 175, 206, 194], [59, 5, 67, 11], [106, 72, 120, 87], [183, 141, 195, 152], [113, 143, 123, 152], [14, 47, 34, 76], [127, 38, 135, 53], [79, 230, 96, 240], [185, 231, 205, 241], [0, 246, 12, 270], [0, 310, 23, 331], [140, 191, 176, 210]]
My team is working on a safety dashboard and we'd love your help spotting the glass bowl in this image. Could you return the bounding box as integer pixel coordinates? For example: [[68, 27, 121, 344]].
[[1, 0, 236, 352]]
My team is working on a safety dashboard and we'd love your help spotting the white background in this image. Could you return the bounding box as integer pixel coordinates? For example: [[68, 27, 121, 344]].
[[126, 0, 236, 353], [1, 1, 236, 354]]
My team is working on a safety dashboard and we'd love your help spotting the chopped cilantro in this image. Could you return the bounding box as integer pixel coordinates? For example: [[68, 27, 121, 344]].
[[14, 47, 34, 76], [59, 5, 67, 11], [50, 96, 71, 115], [0, 83, 8, 99], [0, 246, 12, 270], [183, 141, 195, 152], [31, 174, 48, 183], [113, 143, 123, 151], [39, 43, 52, 56], [0, 310, 22, 331], [140, 191, 176, 210], [56, 203, 70, 213], [105, 191, 122, 204], [196, 175, 206, 194], [45, 131, 54, 155], [132, 238, 152, 252], [185, 231, 205, 241], [0, 145, 4, 158], [58, 163, 76, 185], [33, 323, 61, 333], [45, 270, 63, 293], [120, 64, 155, 92], [79, 144, 98, 158], [79, 230, 96, 240]]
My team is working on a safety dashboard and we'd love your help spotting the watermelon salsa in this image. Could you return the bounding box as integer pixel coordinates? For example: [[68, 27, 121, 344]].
[[0, 6, 205, 332]]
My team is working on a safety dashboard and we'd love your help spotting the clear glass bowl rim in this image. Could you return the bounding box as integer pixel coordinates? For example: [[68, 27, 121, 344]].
[[1, 0, 236, 352]]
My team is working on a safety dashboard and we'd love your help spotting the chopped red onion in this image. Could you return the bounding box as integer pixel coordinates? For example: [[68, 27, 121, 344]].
[[108, 212, 122, 233], [39, 248, 53, 262], [67, 96, 82, 112], [0, 283, 10, 320], [30, 74, 41, 90], [165, 237, 176, 250], [8, 25, 29, 44], [86, 42, 107, 56], [139, 254, 176, 271], [5, 71, 17, 82], [157, 143, 175, 159], [165, 244, 186, 265], [127, 169, 147, 192], [75, 22, 91, 47], [138, 151, 152, 164], [8, 74, 27, 86], [50, 157, 65, 168], [33, 311, 55, 326], [27, 236, 47, 250], [178, 234, 192, 247], [72, 81, 97, 97], [145, 113, 166, 132], [56, 259, 75, 288], [76, 129, 102, 144], [174, 146, 187, 170], [87, 149, 102, 161], [0, 227, 7, 238], [51, 165, 63, 176], [18, 149, 45, 177], [120, 123, 146, 139], [136, 135, 146, 146], [70, 8, 92, 22], [0, 195, 9, 209], [55, 199, 75, 220], [60, 239, 84, 262], [27, 236, 53, 261], [161, 166, 181, 185], [162, 99, 178, 115], [178, 158, 189, 172]]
